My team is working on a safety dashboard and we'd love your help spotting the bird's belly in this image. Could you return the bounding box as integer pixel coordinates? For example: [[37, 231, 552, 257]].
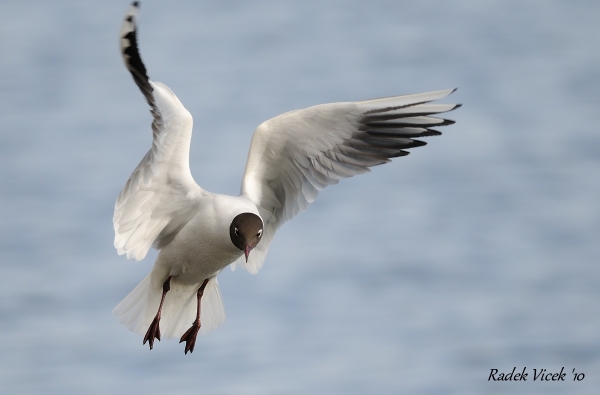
[[155, 217, 241, 285]]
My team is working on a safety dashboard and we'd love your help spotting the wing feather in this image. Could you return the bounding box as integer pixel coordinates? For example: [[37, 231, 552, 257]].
[[237, 89, 459, 273], [114, 2, 204, 261]]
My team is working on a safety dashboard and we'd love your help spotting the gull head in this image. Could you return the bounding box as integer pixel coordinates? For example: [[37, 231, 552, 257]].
[[229, 213, 263, 262]]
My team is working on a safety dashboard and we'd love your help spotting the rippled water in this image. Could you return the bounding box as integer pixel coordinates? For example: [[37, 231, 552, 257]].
[[1, 1, 599, 393]]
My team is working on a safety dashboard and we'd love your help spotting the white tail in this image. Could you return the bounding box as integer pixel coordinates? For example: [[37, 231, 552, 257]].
[[113, 274, 226, 339]]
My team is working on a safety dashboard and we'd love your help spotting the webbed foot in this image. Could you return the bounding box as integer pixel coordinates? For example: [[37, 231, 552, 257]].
[[143, 314, 161, 350], [179, 321, 200, 354]]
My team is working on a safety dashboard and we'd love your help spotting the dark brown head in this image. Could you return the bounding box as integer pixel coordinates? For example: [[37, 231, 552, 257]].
[[229, 213, 263, 262]]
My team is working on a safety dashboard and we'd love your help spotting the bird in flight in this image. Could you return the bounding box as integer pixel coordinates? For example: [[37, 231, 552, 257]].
[[113, 1, 460, 354]]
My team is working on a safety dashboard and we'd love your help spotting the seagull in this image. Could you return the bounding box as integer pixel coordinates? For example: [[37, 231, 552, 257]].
[[113, 1, 460, 355]]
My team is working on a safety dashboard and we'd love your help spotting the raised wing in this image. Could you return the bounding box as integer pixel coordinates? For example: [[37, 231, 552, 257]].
[[114, 2, 204, 261], [238, 89, 460, 273]]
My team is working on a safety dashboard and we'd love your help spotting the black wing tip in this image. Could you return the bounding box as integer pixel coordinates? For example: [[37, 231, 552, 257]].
[[121, 0, 154, 104], [442, 118, 456, 126], [364, 129, 442, 138], [389, 150, 410, 158], [408, 139, 427, 148]]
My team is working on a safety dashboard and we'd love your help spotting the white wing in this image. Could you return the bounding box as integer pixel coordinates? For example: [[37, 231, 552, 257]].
[[238, 90, 460, 273], [114, 2, 204, 261]]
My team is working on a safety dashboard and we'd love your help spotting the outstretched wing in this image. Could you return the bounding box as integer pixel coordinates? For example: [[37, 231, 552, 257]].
[[114, 2, 204, 261], [238, 89, 460, 273]]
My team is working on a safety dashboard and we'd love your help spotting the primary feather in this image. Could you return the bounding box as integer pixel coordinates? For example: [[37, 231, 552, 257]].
[[238, 92, 460, 274]]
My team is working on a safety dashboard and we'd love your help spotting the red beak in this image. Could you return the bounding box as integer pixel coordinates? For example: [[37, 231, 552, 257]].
[[244, 245, 251, 262]]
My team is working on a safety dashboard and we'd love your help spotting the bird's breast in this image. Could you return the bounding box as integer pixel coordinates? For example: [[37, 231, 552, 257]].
[[155, 210, 241, 285]]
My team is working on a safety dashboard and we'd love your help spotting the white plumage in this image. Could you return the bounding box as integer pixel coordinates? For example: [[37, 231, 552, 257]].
[[113, 2, 460, 353]]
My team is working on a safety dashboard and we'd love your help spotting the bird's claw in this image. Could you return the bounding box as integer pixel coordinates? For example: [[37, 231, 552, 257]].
[[143, 315, 161, 350], [179, 321, 200, 354]]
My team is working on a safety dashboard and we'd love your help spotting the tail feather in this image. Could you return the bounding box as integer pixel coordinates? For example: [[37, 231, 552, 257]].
[[200, 278, 226, 333], [113, 275, 226, 339], [113, 273, 158, 334]]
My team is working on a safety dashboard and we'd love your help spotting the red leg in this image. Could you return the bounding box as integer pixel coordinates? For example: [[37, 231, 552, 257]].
[[179, 278, 210, 354], [143, 276, 171, 350]]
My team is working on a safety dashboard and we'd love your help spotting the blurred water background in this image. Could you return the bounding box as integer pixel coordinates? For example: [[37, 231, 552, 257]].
[[1, 0, 599, 394]]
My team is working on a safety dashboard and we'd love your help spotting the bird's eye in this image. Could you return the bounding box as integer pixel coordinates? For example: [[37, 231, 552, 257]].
[[234, 227, 239, 236], [257, 229, 262, 237]]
